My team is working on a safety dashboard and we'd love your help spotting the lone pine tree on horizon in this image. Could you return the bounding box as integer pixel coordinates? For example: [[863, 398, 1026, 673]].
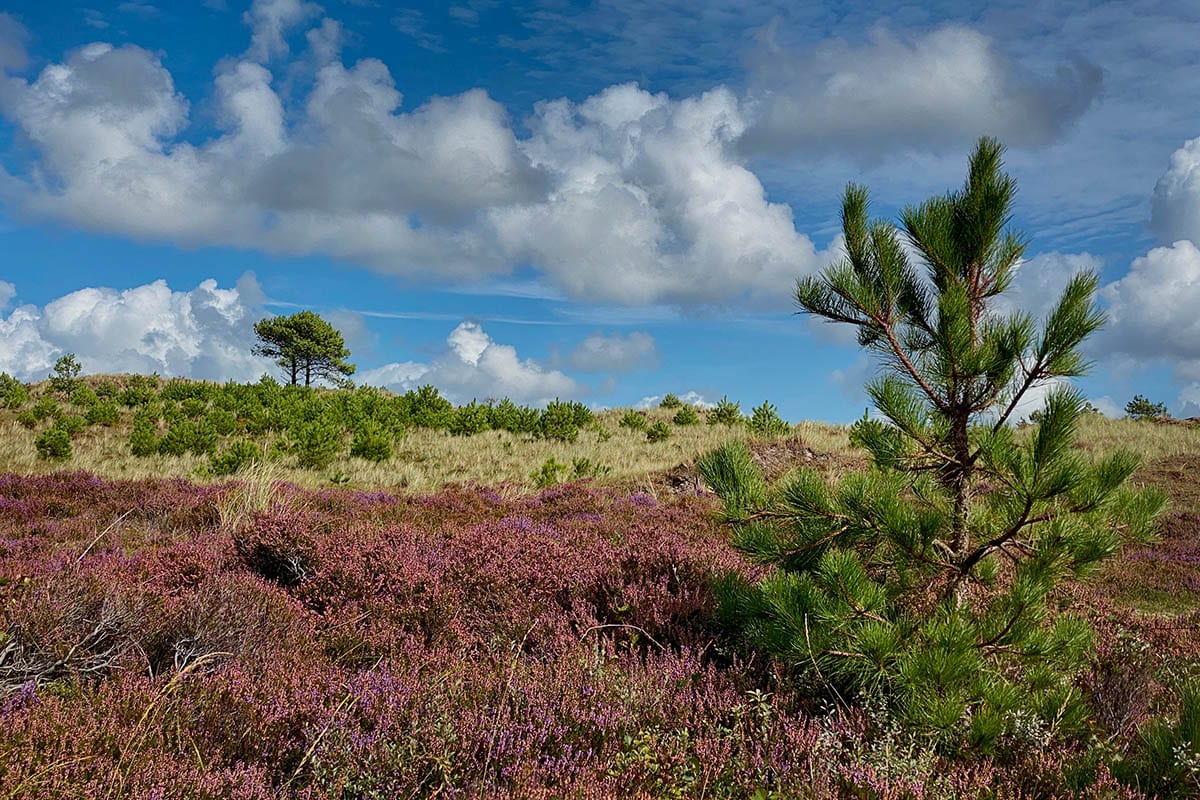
[[253, 310, 356, 388], [701, 136, 1165, 749]]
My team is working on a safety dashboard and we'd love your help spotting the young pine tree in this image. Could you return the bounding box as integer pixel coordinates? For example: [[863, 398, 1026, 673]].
[[700, 138, 1165, 751]]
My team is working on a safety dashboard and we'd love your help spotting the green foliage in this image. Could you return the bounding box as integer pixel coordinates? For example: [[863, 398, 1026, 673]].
[[530, 456, 569, 488], [747, 401, 789, 436], [672, 405, 701, 426], [209, 439, 263, 476], [703, 138, 1166, 751], [489, 398, 540, 434], [161, 378, 213, 403], [118, 375, 158, 407], [34, 427, 72, 461], [253, 310, 355, 387], [128, 413, 160, 457], [31, 396, 59, 421], [659, 393, 683, 409], [70, 385, 98, 408], [158, 420, 217, 457], [293, 418, 342, 470], [53, 414, 87, 437], [206, 407, 239, 436], [85, 401, 120, 427], [708, 396, 743, 426], [95, 379, 118, 400], [1125, 394, 1168, 421], [571, 457, 611, 480], [619, 410, 648, 430], [539, 399, 593, 443], [16, 410, 37, 429], [49, 353, 82, 397], [645, 421, 671, 443], [1113, 682, 1200, 797], [0, 373, 30, 409], [350, 424, 393, 462], [404, 385, 454, 430], [449, 401, 492, 436]]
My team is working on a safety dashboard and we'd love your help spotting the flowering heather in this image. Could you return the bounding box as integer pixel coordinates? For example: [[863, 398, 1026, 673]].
[[0, 470, 1188, 797]]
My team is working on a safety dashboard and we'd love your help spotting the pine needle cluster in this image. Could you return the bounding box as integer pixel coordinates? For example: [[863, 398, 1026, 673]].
[[700, 138, 1165, 751]]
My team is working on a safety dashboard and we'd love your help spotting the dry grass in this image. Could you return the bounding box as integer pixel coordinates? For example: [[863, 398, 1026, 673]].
[[0, 406, 854, 494]]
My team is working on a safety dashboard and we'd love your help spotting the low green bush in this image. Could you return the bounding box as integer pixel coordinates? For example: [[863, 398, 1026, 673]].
[[747, 401, 789, 436], [646, 421, 671, 443], [530, 456, 568, 488], [673, 405, 700, 426], [35, 427, 72, 460], [0, 373, 30, 409], [350, 424, 393, 462], [209, 439, 263, 476], [659, 393, 682, 409], [708, 396, 742, 426], [619, 410, 648, 430], [85, 401, 120, 427]]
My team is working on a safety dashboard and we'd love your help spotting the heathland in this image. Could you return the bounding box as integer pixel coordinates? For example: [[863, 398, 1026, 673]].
[[1, 371, 1199, 798]]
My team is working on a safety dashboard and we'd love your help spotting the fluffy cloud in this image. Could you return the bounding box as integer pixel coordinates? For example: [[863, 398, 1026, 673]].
[[1150, 136, 1200, 245], [635, 391, 716, 410], [492, 84, 821, 306], [567, 331, 657, 373], [0, 276, 270, 382], [0, 12, 820, 309], [243, 0, 321, 63], [358, 321, 580, 406], [741, 24, 1101, 157], [1100, 240, 1200, 382]]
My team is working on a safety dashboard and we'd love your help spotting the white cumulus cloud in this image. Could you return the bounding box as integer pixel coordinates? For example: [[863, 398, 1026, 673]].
[[358, 321, 580, 406], [567, 331, 657, 372], [1151, 136, 1200, 246], [1100, 240, 1200, 382], [0, 275, 270, 382], [0, 13, 821, 310], [741, 24, 1101, 157]]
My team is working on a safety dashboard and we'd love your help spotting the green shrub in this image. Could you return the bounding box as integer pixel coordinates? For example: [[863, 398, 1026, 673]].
[[659, 393, 683, 409], [539, 399, 592, 443], [404, 385, 454, 430], [747, 401, 789, 436], [294, 418, 342, 470], [619, 410, 648, 430], [206, 407, 239, 436], [1113, 682, 1200, 796], [1125, 394, 1167, 421], [70, 385, 98, 408], [158, 420, 217, 457], [85, 401, 120, 426], [489, 398, 540, 434], [571, 457, 611, 480], [53, 414, 87, 437], [530, 456, 568, 488], [31, 396, 59, 421], [708, 396, 743, 426], [35, 427, 72, 461], [449, 401, 492, 436], [350, 424, 393, 462], [95, 379, 119, 399], [119, 375, 159, 407], [49, 353, 81, 397], [161, 378, 213, 403], [209, 439, 263, 476], [129, 415, 160, 457], [0, 373, 30, 409], [673, 405, 700, 426], [16, 410, 37, 429], [181, 397, 208, 418], [646, 421, 671, 443]]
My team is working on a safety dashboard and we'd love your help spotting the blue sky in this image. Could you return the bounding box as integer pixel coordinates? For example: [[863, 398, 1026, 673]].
[[2, 0, 1200, 421]]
